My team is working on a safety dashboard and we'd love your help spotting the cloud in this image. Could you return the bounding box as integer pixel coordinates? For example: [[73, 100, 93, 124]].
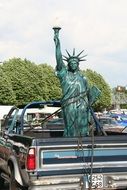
[[0, 0, 127, 87]]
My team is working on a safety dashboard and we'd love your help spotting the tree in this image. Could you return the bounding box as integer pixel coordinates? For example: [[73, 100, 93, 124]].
[[1, 58, 111, 110], [2, 58, 46, 106], [38, 64, 62, 100], [2, 58, 62, 106], [0, 66, 16, 105], [82, 69, 111, 111]]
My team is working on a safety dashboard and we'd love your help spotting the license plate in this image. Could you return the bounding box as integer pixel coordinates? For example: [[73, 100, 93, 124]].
[[85, 174, 103, 189]]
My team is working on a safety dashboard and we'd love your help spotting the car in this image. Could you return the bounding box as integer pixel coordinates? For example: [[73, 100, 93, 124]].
[[98, 116, 127, 134], [111, 113, 127, 127]]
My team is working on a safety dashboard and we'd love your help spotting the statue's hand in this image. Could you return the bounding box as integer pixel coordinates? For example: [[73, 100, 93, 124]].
[[54, 35, 60, 47]]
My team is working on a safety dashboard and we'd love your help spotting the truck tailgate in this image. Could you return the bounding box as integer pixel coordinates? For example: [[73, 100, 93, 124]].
[[35, 136, 127, 175], [27, 135, 127, 189]]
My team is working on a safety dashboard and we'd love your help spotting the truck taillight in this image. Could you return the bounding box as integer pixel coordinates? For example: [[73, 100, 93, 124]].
[[27, 148, 36, 170]]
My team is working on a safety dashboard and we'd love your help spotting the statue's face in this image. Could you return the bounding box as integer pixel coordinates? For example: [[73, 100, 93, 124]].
[[68, 58, 79, 72]]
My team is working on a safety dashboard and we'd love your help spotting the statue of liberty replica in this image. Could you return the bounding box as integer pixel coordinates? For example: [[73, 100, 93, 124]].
[[53, 27, 100, 137]]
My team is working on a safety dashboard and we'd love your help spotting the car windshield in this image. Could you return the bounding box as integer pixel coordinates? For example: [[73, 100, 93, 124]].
[[99, 118, 118, 125]]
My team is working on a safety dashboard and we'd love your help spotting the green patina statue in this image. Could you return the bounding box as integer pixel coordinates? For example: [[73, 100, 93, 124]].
[[53, 27, 100, 137]]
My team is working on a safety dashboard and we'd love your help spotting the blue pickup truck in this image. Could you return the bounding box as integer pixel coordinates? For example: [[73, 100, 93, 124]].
[[0, 101, 127, 190]]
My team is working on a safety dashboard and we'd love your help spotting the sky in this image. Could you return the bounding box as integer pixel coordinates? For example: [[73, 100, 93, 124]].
[[0, 0, 127, 88]]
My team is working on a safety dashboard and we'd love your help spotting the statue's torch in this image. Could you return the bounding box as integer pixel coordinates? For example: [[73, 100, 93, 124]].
[[52, 26, 61, 38]]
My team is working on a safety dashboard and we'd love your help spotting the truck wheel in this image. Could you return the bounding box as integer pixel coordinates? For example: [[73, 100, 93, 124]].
[[0, 176, 4, 187], [9, 169, 23, 190]]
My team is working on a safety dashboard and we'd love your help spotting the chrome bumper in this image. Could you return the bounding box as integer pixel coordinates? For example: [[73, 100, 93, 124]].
[[28, 175, 82, 190], [28, 173, 127, 190]]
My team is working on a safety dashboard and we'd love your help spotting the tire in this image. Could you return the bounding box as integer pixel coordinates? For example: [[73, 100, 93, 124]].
[[0, 176, 5, 187], [9, 169, 17, 190], [9, 169, 24, 190]]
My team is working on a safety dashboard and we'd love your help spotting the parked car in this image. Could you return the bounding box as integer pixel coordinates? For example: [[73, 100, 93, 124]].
[[98, 116, 127, 134], [111, 113, 127, 127]]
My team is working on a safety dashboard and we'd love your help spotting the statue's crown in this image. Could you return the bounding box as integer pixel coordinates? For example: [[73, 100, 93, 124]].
[[63, 49, 87, 63]]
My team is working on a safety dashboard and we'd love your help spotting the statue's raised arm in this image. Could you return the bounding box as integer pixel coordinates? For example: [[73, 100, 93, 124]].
[[53, 27, 64, 71]]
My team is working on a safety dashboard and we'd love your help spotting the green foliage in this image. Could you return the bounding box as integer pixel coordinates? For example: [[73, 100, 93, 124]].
[[0, 66, 16, 104], [2, 58, 62, 106], [38, 64, 62, 100], [0, 58, 111, 109], [2, 58, 46, 106], [82, 69, 112, 111]]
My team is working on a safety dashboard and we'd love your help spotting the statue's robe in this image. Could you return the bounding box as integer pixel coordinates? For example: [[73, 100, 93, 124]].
[[57, 67, 90, 137]]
